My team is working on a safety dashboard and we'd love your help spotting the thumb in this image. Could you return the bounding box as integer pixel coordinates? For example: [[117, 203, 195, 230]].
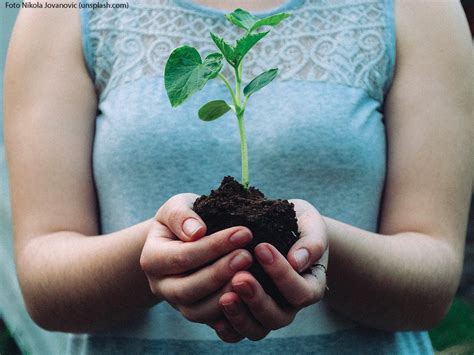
[[155, 193, 207, 241]]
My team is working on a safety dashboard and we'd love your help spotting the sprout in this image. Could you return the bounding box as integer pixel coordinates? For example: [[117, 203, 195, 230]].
[[164, 8, 290, 189]]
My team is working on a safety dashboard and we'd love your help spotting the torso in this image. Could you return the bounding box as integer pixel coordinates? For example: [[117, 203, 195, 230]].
[[67, 0, 434, 353]]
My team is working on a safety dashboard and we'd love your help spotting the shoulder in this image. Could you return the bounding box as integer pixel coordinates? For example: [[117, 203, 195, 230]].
[[5, 0, 91, 111], [394, 0, 472, 72], [388, 0, 472, 118], [8, 0, 83, 69]]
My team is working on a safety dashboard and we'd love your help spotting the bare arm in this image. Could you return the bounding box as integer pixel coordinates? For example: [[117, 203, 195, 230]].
[[325, 0, 473, 330], [5, 9, 324, 336], [5, 3, 255, 334], [204, 1, 472, 340], [4, 4, 159, 332]]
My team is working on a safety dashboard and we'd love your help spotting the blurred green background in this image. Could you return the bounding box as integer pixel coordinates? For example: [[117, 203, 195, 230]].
[[1, 1, 473, 354]]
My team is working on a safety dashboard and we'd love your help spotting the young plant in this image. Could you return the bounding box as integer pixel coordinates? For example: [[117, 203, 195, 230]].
[[164, 8, 290, 189]]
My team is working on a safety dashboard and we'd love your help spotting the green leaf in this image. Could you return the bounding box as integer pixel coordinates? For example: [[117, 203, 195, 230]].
[[164, 46, 223, 107], [204, 52, 224, 79], [198, 100, 231, 121], [225, 8, 258, 30], [235, 31, 269, 64], [249, 13, 290, 32], [210, 32, 237, 67], [243, 68, 279, 97], [225, 8, 290, 32], [211, 31, 268, 68]]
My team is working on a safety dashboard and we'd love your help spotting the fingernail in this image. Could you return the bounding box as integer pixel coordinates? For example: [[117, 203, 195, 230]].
[[234, 282, 254, 298], [183, 218, 203, 238], [294, 248, 309, 272], [222, 301, 239, 316], [229, 229, 252, 246], [256, 245, 274, 265], [229, 252, 251, 271]]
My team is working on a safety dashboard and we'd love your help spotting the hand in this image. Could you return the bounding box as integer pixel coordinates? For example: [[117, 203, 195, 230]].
[[213, 199, 328, 342], [140, 193, 254, 324]]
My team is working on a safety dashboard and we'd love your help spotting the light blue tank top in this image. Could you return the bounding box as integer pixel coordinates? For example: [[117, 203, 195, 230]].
[[68, 0, 434, 353]]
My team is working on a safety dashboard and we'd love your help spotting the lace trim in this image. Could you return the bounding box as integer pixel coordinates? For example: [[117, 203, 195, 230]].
[[83, 0, 393, 101]]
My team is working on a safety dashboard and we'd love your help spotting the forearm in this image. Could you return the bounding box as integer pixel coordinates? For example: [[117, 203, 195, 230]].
[[324, 216, 463, 331], [16, 219, 157, 333]]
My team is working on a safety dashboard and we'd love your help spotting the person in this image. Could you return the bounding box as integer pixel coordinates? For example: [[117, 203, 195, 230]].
[[3, 0, 472, 353]]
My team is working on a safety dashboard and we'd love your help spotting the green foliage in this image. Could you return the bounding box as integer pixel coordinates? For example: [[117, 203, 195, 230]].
[[234, 31, 269, 65], [429, 297, 474, 353], [210, 33, 237, 67], [198, 100, 231, 121], [249, 13, 291, 32], [164, 47, 223, 107], [224, 8, 257, 31], [225, 8, 290, 32], [210, 30, 269, 69], [164, 8, 290, 188], [243, 68, 279, 97]]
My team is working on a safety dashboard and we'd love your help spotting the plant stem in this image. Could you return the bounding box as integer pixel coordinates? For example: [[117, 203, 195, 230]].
[[218, 73, 238, 107], [242, 95, 249, 111], [237, 111, 249, 189], [234, 62, 249, 189], [219, 64, 249, 189], [235, 65, 241, 103]]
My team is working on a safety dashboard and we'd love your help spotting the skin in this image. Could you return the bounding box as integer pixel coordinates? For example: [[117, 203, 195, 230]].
[[4, 0, 473, 343], [189, 0, 288, 12]]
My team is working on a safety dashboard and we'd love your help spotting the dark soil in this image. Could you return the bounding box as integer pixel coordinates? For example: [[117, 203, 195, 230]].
[[193, 176, 300, 306]]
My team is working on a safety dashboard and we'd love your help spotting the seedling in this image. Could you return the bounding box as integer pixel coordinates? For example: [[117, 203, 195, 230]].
[[164, 8, 290, 189]]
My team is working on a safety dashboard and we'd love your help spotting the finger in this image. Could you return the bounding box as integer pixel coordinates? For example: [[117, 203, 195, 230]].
[[177, 283, 233, 324], [143, 224, 253, 276], [255, 243, 324, 308], [156, 193, 207, 241], [212, 319, 244, 343], [156, 249, 253, 305], [231, 272, 296, 330], [219, 292, 269, 341], [287, 199, 328, 272], [140, 221, 175, 274]]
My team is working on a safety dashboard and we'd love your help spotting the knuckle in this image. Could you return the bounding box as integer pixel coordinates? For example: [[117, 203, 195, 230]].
[[158, 195, 189, 225], [312, 286, 324, 302], [167, 204, 186, 225], [249, 299, 265, 314], [148, 281, 162, 298], [262, 315, 291, 331], [278, 314, 296, 329], [247, 330, 269, 341], [208, 234, 227, 255], [219, 333, 242, 343], [167, 284, 186, 305], [209, 266, 227, 287], [155, 199, 173, 222], [140, 250, 162, 276], [273, 319, 290, 330], [179, 307, 203, 323], [214, 253, 241, 281], [292, 292, 315, 308], [169, 252, 191, 273], [272, 264, 293, 283], [140, 237, 164, 275], [313, 240, 326, 258], [139, 252, 152, 273]]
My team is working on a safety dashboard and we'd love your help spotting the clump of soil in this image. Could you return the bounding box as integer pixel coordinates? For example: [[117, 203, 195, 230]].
[[193, 176, 299, 306]]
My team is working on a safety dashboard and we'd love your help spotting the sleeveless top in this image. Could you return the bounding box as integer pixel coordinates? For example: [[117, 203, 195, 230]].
[[68, 0, 435, 353]]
